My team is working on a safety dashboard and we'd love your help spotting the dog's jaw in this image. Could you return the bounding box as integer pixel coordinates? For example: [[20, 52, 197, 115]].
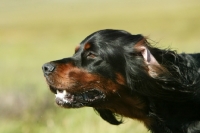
[[55, 90, 74, 106], [52, 87, 106, 108]]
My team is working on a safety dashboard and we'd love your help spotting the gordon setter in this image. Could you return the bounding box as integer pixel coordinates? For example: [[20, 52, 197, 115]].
[[42, 29, 200, 133]]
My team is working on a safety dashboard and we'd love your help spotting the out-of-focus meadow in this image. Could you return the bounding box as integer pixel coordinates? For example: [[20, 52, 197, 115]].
[[0, 0, 200, 133]]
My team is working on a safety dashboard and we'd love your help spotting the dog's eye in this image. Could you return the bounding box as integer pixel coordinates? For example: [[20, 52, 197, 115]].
[[87, 52, 96, 59]]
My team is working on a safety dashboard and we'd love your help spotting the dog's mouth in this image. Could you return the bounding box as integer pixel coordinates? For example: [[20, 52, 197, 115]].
[[49, 86, 106, 108]]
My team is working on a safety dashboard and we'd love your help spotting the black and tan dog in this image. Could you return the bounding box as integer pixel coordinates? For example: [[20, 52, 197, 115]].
[[42, 29, 200, 133]]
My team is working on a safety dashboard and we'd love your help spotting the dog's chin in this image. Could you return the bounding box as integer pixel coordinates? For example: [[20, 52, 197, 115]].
[[49, 86, 106, 108]]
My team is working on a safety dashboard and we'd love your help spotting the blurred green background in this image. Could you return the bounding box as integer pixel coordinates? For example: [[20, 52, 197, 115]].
[[0, 0, 200, 133]]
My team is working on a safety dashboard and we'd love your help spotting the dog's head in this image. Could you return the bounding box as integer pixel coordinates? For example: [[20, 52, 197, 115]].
[[42, 29, 167, 125]]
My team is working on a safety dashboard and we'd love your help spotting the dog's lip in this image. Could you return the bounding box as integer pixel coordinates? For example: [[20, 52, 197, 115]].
[[55, 90, 74, 101], [49, 85, 59, 94], [49, 86, 106, 108], [55, 90, 75, 106]]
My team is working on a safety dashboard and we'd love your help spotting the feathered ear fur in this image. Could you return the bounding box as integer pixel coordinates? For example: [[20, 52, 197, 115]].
[[94, 108, 122, 125], [133, 38, 164, 78], [140, 45, 159, 66], [125, 35, 195, 101]]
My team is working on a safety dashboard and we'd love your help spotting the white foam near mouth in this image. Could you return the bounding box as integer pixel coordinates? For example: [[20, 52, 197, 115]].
[[55, 90, 70, 103]]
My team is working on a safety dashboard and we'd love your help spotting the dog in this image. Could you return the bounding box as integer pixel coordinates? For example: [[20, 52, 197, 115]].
[[42, 29, 200, 133]]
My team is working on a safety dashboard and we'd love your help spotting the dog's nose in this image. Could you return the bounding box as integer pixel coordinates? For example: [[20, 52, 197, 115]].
[[42, 63, 55, 75]]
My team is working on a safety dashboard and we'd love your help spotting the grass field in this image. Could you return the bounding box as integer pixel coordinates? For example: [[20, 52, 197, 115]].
[[0, 0, 200, 133]]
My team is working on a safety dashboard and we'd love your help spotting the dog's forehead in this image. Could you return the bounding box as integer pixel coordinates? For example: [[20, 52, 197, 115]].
[[74, 43, 95, 54], [83, 43, 92, 51], [80, 42, 95, 51]]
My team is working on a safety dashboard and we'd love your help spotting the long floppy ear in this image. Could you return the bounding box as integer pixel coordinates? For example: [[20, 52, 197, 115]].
[[140, 46, 159, 66], [135, 38, 159, 66], [135, 38, 162, 77], [94, 109, 122, 125]]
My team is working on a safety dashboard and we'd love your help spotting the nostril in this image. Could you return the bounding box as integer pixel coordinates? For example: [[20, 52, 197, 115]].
[[45, 65, 54, 72], [42, 63, 55, 75]]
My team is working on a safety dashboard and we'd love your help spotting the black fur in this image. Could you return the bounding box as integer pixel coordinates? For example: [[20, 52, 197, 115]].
[[82, 30, 200, 133], [43, 29, 200, 133]]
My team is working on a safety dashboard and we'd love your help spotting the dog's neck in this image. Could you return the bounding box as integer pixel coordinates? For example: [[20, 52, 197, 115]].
[[99, 89, 152, 127]]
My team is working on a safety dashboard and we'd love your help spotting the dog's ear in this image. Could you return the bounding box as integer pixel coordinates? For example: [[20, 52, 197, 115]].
[[134, 38, 162, 78], [94, 108, 122, 125], [135, 38, 159, 66], [140, 45, 159, 66]]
